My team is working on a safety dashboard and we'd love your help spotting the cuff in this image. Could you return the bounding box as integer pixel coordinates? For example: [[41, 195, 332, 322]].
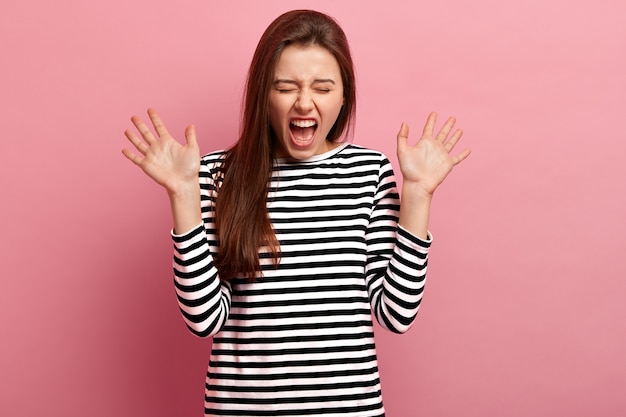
[[171, 222, 204, 243], [397, 224, 433, 249]]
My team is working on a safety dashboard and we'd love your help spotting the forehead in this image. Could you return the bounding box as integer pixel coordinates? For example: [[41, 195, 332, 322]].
[[273, 44, 341, 81]]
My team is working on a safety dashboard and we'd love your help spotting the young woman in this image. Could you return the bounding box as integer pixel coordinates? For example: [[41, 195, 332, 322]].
[[122, 9, 470, 417]]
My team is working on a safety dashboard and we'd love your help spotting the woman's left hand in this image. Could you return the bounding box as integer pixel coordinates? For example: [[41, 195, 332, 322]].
[[397, 112, 471, 196]]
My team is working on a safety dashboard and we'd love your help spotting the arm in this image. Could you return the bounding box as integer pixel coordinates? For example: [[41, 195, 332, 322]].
[[366, 113, 470, 333], [365, 159, 431, 334], [122, 109, 230, 337]]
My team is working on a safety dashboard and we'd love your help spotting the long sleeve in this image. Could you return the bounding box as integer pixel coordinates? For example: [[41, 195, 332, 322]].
[[171, 151, 231, 338], [364, 157, 432, 334]]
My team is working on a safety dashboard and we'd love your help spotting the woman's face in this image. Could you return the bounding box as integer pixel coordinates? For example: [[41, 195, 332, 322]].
[[269, 44, 344, 160]]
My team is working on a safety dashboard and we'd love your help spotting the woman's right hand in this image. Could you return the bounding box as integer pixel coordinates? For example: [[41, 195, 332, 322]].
[[122, 108, 200, 196]]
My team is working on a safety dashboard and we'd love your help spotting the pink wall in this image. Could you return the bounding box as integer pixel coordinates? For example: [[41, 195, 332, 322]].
[[2, 0, 625, 415]]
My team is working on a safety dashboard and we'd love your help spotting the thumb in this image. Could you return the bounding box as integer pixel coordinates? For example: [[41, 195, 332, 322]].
[[396, 122, 409, 152], [185, 124, 198, 148]]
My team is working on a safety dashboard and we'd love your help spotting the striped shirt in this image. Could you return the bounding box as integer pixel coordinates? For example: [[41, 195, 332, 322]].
[[172, 143, 431, 416]]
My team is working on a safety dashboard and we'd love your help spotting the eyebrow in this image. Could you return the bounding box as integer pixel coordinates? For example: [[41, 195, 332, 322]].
[[273, 78, 336, 85]]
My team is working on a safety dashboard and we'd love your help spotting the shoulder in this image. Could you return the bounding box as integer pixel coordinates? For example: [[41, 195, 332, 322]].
[[199, 149, 227, 182], [200, 149, 227, 169], [201, 149, 227, 165], [340, 143, 390, 160], [338, 144, 397, 188], [337, 144, 393, 169]]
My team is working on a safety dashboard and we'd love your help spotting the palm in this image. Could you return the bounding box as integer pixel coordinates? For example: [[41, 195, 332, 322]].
[[122, 109, 200, 192], [397, 112, 470, 195]]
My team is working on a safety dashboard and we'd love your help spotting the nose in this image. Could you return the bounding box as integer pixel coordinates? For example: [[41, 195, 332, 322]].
[[295, 89, 314, 113]]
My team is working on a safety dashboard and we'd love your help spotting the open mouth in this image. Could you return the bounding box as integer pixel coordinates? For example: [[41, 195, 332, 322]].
[[289, 119, 317, 147]]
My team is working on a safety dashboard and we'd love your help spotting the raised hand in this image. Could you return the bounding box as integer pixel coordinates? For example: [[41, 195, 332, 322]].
[[122, 108, 200, 195], [396, 112, 471, 197]]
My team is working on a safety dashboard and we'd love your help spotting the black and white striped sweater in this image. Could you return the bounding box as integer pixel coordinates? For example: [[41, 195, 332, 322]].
[[172, 143, 431, 417]]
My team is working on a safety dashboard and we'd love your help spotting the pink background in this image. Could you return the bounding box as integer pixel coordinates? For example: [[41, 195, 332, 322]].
[[1, 0, 625, 415]]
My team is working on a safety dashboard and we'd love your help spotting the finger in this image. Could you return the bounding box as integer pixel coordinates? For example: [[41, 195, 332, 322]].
[[444, 129, 463, 152], [147, 108, 170, 138], [452, 148, 471, 165], [396, 122, 409, 151], [131, 115, 157, 145], [124, 129, 149, 155], [436, 117, 456, 142], [121, 148, 144, 166], [185, 124, 197, 147], [422, 112, 437, 137]]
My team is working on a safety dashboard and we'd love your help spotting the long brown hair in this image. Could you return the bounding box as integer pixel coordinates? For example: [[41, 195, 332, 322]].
[[214, 10, 357, 280]]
